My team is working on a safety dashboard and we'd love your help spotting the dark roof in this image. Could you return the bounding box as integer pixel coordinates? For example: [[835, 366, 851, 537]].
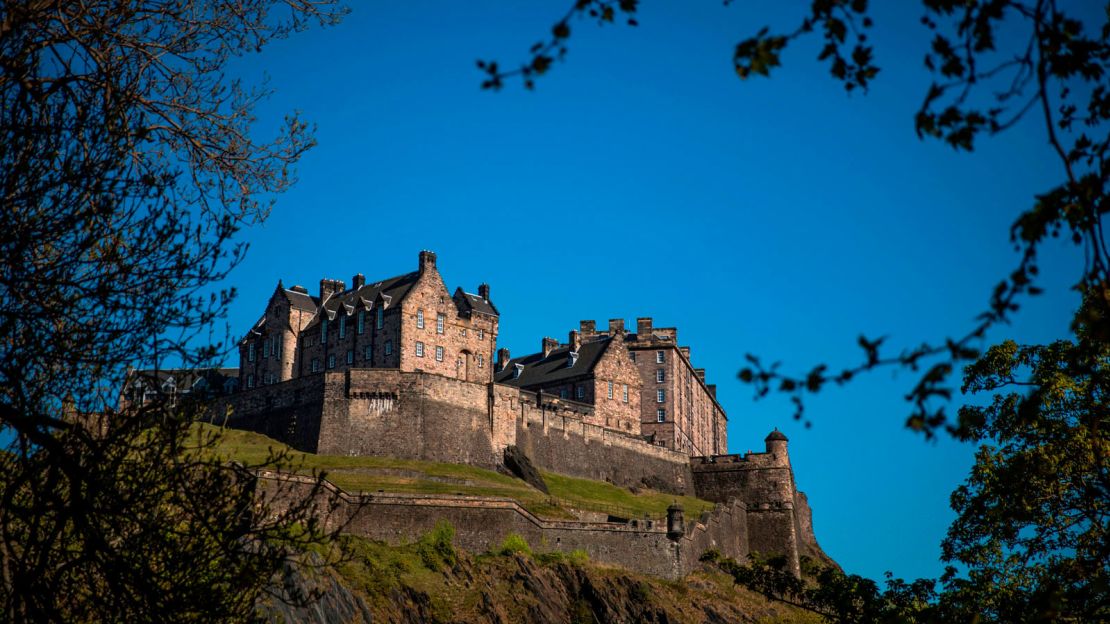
[[282, 286, 319, 312], [765, 429, 788, 442], [126, 368, 239, 389], [494, 336, 613, 388], [303, 271, 420, 330], [453, 288, 499, 317]]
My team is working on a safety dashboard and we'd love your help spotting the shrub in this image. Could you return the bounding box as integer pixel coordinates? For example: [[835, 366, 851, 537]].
[[416, 521, 457, 570], [496, 532, 532, 557]]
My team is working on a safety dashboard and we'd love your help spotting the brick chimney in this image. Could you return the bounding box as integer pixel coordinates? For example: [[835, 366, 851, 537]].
[[478, 283, 490, 300], [707, 384, 717, 399], [496, 347, 510, 371], [608, 318, 624, 335], [679, 346, 691, 361], [352, 273, 366, 290], [541, 337, 558, 358], [636, 317, 653, 336], [694, 368, 706, 382], [579, 320, 596, 336], [568, 330, 581, 352], [319, 278, 345, 302], [418, 250, 437, 274]]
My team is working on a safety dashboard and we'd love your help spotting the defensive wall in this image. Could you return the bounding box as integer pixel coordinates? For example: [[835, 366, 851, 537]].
[[210, 368, 825, 576], [257, 472, 749, 581]]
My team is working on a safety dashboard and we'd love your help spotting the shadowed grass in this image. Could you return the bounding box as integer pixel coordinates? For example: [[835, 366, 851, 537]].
[[201, 423, 714, 522]]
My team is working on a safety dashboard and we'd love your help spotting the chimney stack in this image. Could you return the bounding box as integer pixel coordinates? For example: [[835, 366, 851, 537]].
[[319, 278, 345, 302], [478, 283, 490, 300], [694, 368, 706, 382], [608, 318, 625, 335], [636, 317, 653, 336], [541, 337, 558, 358], [568, 330, 581, 352], [579, 320, 596, 335], [679, 346, 691, 361], [352, 273, 366, 290], [418, 250, 437, 273], [496, 347, 510, 371]]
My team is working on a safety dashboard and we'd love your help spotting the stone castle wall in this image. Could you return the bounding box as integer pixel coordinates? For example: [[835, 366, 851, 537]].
[[257, 472, 750, 581]]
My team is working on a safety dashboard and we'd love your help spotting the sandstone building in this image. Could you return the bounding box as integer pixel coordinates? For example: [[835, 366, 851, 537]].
[[237, 250, 499, 390]]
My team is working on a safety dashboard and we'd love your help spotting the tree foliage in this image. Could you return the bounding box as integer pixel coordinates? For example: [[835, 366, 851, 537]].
[[0, 0, 347, 621], [484, 0, 1110, 439]]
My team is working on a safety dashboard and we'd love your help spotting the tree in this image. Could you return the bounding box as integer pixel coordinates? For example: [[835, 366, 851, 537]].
[[481, 0, 1110, 439], [937, 297, 1109, 622], [0, 1, 346, 620]]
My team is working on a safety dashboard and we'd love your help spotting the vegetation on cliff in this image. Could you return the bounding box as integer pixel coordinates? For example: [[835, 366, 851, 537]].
[[259, 525, 822, 624]]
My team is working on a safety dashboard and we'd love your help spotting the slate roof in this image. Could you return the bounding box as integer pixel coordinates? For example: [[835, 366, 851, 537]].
[[125, 368, 239, 391], [282, 286, 319, 312], [453, 288, 499, 317], [494, 336, 613, 388], [302, 271, 421, 330]]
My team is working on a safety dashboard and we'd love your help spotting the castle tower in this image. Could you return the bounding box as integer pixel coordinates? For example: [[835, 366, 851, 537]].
[[765, 428, 790, 466]]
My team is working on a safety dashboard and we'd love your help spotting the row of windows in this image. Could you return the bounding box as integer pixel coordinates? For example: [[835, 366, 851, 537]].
[[309, 341, 394, 373], [629, 350, 667, 364], [413, 341, 444, 362], [247, 334, 285, 362], [317, 309, 384, 345]]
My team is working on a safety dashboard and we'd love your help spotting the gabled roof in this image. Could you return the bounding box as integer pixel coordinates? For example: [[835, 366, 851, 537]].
[[303, 271, 420, 330], [453, 288, 499, 317], [282, 286, 319, 312], [125, 367, 239, 389], [494, 336, 613, 387]]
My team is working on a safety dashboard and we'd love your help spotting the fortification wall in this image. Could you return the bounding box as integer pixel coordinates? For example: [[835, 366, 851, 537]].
[[494, 385, 694, 494], [318, 369, 500, 468], [207, 374, 327, 452], [257, 472, 748, 580]]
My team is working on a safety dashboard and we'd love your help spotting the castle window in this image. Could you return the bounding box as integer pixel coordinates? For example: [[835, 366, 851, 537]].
[[622, 384, 629, 403], [478, 329, 484, 340], [247, 374, 255, 388], [657, 389, 665, 403], [560, 389, 568, 399], [415, 341, 425, 357], [436, 313, 445, 334], [384, 340, 393, 355], [417, 309, 424, 329], [435, 346, 444, 362], [321, 319, 328, 344], [376, 307, 383, 329], [656, 350, 665, 364], [657, 409, 666, 422], [477, 354, 484, 368], [262, 338, 270, 358], [575, 386, 585, 400], [248, 343, 255, 362], [327, 354, 336, 369], [607, 381, 613, 399], [346, 350, 354, 365], [461, 328, 467, 337], [630, 351, 636, 361], [364, 345, 373, 361], [357, 310, 365, 334], [311, 358, 320, 373], [656, 369, 665, 383], [339, 315, 346, 338]]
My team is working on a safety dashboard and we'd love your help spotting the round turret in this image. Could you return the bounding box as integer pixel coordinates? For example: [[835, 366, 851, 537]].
[[764, 428, 789, 462], [666, 502, 685, 540]]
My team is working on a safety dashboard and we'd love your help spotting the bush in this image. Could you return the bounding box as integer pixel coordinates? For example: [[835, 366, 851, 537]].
[[416, 521, 457, 570], [496, 532, 532, 557]]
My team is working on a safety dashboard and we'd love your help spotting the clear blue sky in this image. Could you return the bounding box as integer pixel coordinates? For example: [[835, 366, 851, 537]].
[[217, 1, 1083, 582]]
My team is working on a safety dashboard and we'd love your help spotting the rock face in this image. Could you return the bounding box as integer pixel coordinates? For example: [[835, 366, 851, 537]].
[[254, 558, 373, 624], [502, 445, 549, 494], [257, 546, 815, 624]]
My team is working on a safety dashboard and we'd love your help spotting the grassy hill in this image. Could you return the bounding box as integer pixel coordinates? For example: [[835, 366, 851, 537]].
[[200, 424, 715, 522]]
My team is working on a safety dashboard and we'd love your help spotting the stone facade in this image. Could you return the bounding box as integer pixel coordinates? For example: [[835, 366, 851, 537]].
[[237, 251, 498, 390]]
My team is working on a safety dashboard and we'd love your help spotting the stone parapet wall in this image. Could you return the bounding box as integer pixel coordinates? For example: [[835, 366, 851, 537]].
[[257, 471, 748, 580]]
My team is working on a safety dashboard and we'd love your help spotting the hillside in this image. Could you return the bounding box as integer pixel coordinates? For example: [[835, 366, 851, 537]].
[[201, 423, 714, 522], [258, 529, 820, 624]]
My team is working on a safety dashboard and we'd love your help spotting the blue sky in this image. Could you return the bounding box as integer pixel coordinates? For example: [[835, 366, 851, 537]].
[[216, 1, 1084, 582]]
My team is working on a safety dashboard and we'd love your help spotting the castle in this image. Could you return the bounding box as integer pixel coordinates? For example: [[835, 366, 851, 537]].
[[199, 251, 830, 578]]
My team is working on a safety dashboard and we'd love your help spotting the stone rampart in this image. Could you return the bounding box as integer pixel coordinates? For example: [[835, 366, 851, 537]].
[[257, 471, 748, 580]]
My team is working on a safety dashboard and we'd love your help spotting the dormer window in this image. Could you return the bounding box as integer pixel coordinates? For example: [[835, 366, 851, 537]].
[[513, 363, 524, 380], [567, 351, 579, 368]]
